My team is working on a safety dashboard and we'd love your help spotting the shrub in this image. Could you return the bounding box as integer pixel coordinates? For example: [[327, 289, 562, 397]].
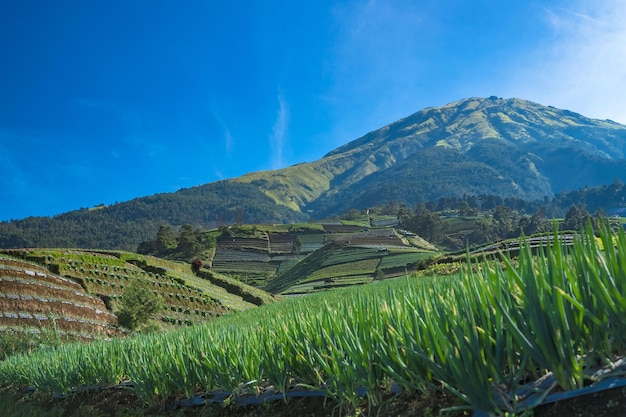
[[116, 282, 163, 331], [191, 258, 203, 273]]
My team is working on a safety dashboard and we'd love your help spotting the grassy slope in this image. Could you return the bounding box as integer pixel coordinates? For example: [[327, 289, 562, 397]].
[[232, 149, 364, 212]]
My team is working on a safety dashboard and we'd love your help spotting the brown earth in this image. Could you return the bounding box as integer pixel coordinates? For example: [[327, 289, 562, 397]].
[[0, 267, 84, 290], [2, 385, 626, 417], [0, 297, 115, 325], [0, 280, 110, 311]]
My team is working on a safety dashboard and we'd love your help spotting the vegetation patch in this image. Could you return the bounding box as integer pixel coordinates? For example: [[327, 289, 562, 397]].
[[2, 223, 626, 416], [0, 249, 277, 340]]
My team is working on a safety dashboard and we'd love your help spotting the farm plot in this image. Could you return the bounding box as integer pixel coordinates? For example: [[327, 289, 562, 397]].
[[0, 258, 117, 338], [326, 228, 408, 246], [268, 233, 296, 254], [217, 237, 269, 252], [5, 225, 626, 417], [212, 261, 278, 276], [212, 250, 270, 265], [76, 266, 230, 326], [274, 256, 301, 274], [1, 249, 269, 330], [370, 216, 399, 227], [296, 233, 325, 254], [266, 242, 416, 294], [377, 251, 433, 271], [282, 275, 374, 294], [212, 248, 278, 285], [440, 215, 482, 238], [265, 244, 389, 294], [308, 258, 381, 281], [322, 223, 364, 233], [320, 246, 382, 267]]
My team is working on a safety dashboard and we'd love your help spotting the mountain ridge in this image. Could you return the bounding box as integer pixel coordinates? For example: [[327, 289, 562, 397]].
[[237, 96, 626, 216], [3, 96, 626, 249]]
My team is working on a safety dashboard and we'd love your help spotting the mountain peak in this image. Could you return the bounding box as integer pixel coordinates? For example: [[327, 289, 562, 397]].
[[267, 97, 626, 216]]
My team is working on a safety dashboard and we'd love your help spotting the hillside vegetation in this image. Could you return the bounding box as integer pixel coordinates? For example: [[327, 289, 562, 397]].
[[242, 97, 626, 217], [0, 248, 278, 355], [2, 97, 626, 250], [137, 219, 439, 290]]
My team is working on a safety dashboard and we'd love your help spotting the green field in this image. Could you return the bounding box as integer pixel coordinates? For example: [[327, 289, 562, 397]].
[[2, 224, 626, 417], [265, 242, 438, 294]]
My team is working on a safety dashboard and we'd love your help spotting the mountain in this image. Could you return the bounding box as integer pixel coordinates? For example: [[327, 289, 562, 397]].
[[2, 97, 626, 250], [236, 96, 626, 217]]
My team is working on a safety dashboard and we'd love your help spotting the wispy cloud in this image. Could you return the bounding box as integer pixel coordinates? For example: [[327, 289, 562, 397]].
[[270, 92, 289, 169], [211, 163, 224, 180], [209, 105, 234, 156], [223, 128, 234, 155], [506, 1, 626, 123]]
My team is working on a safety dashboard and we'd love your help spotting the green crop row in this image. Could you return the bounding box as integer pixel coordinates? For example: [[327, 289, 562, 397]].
[[2, 223, 626, 415], [377, 251, 431, 270], [308, 258, 380, 281]]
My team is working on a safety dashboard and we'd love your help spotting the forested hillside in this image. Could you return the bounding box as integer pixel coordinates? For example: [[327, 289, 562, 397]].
[[0, 181, 305, 250]]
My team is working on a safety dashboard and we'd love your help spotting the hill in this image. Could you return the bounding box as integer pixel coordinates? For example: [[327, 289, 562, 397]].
[[136, 219, 439, 290], [2, 97, 626, 250], [0, 248, 278, 353]]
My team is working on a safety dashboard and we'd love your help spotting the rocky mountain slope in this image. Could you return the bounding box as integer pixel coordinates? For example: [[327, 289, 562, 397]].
[[237, 96, 626, 217]]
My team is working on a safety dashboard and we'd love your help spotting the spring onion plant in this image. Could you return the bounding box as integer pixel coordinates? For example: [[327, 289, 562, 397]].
[[1, 222, 625, 416]]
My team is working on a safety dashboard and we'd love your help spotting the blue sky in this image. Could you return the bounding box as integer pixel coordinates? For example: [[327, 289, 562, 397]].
[[2, 0, 625, 221]]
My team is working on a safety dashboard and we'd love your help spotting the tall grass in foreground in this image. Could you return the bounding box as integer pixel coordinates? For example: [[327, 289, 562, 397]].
[[2, 223, 626, 415]]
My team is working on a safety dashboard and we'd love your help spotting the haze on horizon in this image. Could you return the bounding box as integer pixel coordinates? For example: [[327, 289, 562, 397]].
[[1, 0, 625, 221]]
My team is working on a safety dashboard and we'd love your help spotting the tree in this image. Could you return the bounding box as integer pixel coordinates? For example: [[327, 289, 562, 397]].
[[155, 225, 177, 252], [467, 219, 497, 245], [400, 208, 443, 244], [177, 224, 201, 257], [459, 201, 477, 217], [562, 204, 590, 231], [293, 236, 303, 256], [136, 224, 177, 255], [493, 205, 513, 237], [117, 282, 163, 331], [342, 209, 362, 221], [191, 258, 203, 273]]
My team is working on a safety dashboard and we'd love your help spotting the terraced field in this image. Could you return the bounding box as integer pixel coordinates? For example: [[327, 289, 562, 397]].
[[266, 242, 438, 295], [132, 222, 440, 294], [268, 233, 296, 254], [297, 233, 325, 253], [0, 249, 278, 335], [326, 228, 408, 246], [0, 255, 117, 340], [208, 226, 335, 285]]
